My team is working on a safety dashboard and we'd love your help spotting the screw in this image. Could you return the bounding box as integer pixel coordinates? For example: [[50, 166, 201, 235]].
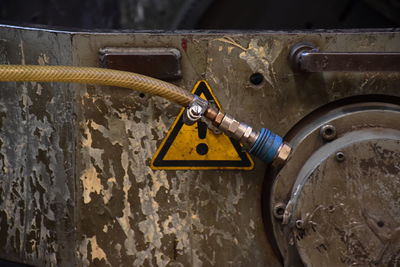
[[320, 124, 337, 141], [295, 219, 304, 229], [190, 105, 202, 116], [273, 203, 286, 220], [184, 104, 204, 125], [335, 151, 345, 162], [186, 105, 203, 122]]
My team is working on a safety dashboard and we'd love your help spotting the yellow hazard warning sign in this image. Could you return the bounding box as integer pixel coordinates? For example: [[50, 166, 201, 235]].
[[151, 80, 254, 170]]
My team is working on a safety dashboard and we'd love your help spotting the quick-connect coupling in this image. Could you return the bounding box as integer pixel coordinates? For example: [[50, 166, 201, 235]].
[[215, 113, 258, 148], [249, 128, 282, 164], [205, 108, 291, 165]]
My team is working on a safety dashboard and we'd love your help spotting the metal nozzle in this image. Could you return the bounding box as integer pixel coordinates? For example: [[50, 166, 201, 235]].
[[204, 107, 291, 165]]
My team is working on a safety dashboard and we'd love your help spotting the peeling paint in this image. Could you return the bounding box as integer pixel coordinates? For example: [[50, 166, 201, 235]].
[[239, 39, 282, 87], [81, 167, 104, 204], [89, 236, 108, 263], [0, 27, 75, 266], [37, 53, 50, 66]]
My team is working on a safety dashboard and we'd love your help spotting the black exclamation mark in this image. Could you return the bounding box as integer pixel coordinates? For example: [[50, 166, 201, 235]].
[[196, 121, 208, 155]]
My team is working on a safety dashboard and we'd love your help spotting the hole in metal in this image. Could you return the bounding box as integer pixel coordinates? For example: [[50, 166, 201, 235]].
[[250, 73, 264, 85]]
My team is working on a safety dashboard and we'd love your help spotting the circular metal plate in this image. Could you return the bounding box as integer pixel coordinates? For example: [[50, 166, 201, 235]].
[[266, 100, 400, 266], [293, 130, 400, 266]]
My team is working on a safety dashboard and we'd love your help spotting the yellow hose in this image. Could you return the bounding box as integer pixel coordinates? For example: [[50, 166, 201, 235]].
[[0, 65, 194, 107]]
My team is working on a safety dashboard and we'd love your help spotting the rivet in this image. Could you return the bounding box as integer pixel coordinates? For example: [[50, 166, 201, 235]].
[[335, 151, 345, 162], [295, 219, 304, 229]]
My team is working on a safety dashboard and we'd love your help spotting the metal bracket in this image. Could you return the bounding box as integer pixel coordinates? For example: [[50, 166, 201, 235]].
[[99, 47, 182, 81], [289, 42, 400, 72]]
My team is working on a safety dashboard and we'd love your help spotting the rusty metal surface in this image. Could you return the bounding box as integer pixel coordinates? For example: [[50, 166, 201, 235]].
[[293, 132, 400, 266], [0, 27, 75, 265], [0, 25, 399, 266], [73, 34, 273, 267], [269, 101, 400, 266]]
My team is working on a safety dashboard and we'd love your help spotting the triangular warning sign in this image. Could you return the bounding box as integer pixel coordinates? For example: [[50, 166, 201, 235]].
[[151, 81, 254, 170]]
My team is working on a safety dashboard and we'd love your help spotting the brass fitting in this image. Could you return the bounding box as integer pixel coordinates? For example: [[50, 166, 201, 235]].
[[213, 110, 225, 127]]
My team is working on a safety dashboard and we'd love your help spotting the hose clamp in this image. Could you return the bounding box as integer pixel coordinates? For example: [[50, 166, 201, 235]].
[[182, 96, 209, 125]]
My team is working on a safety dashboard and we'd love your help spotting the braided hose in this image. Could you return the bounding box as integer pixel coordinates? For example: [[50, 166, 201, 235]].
[[0, 65, 194, 107], [0, 64, 291, 165]]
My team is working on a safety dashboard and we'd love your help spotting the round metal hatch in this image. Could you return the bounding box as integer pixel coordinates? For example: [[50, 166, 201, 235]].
[[266, 99, 400, 266]]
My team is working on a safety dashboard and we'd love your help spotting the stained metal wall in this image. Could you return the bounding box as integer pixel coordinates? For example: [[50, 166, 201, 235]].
[[0, 28, 75, 265], [0, 26, 399, 266]]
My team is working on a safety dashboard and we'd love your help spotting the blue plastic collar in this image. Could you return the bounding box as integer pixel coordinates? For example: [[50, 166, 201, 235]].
[[249, 128, 283, 164]]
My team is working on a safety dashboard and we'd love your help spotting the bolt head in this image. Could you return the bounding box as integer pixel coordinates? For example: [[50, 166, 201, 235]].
[[190, 105, 202, 116], [295, 219, 304, 229], [272, 143, 292, 168], [320, 124, 337, 141], [213, 111, 225, 126], [273, 203, 286, 220]]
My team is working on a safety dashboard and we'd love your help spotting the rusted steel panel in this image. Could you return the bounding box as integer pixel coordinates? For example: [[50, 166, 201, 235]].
[[0, 27, 76, 266], [0, 26, 399, 266], [71, 30, 400, 267], [73, 33, 279, 267]]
